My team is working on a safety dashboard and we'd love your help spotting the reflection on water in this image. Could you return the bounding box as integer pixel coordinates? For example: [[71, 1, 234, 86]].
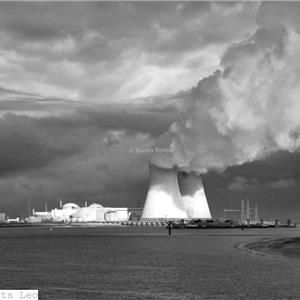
[[0, 226, 299, 300]]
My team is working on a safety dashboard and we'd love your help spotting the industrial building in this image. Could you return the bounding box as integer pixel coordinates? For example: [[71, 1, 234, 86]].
[[142, 164, 187, 219], [26, 202, 130, 223], [0, 213, 6, 223], [141, 163, 212, 220], [178, 171, 211, 219], [71, 203, 129, 223]]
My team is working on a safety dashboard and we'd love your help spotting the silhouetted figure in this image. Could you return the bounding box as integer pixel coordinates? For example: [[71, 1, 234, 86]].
[[168, 221, 172, 235]]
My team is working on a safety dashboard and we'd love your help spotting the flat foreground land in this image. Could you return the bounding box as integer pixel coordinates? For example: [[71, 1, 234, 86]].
[[0, 226, 299, 300]]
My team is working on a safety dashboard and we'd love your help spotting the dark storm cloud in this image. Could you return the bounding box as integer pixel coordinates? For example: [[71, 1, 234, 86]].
[[7, 21, 62, 41], [257, 2, 300, 32], [227, 176, 298, 191], [223, 151, 300, 183], [0, 99, 178, 177], [0, 96, 175, 215], [0, 2, 79, 41], [227, 176, 259, 191], [267, 178, 298, 189], [0, 2, 210, 54], [201, 150, 300, 221], [0, 113, 82, 176]]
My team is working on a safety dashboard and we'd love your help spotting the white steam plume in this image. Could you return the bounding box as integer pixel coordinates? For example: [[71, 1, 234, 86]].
[[152, 9, 300, 174]]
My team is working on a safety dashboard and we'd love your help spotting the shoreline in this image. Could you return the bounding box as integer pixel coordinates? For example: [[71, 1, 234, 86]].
[[0, 222, 124, 228], [238, 236, 300, 259]]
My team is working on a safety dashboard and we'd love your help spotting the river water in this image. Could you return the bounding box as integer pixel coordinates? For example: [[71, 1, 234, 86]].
[[0, 226, 299, 299]]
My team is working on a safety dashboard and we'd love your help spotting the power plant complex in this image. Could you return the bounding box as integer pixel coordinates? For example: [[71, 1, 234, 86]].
[[0, 162, 296, 228], [1, 163, 211, 225]]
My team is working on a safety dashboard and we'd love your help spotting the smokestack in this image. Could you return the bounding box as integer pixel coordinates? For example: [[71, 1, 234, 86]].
[[59, 200, 63, 209], [141, 163, 187, 219], [85, 201, 87, 208], [178, 172, 211, 219]]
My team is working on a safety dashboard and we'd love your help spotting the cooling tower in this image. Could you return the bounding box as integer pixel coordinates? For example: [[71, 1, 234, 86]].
[[178, 172, 211, 219], [141, 163, 187, 219]]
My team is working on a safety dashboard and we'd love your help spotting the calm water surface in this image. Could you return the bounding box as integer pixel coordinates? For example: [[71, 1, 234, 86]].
[[0, 226, 299, 300]]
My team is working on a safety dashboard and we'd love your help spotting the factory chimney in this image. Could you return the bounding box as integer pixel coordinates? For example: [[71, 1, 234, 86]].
[[141, 163, 187, 219], [178, 172, 211, 219]]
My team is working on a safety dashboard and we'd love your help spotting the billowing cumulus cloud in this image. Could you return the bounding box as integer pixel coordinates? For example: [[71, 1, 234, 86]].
[[153, 3, 300, 174]]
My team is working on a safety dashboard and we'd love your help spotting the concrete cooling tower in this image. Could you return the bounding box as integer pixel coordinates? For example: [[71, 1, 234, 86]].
[[141, 163, 187, 219], [178, 172, 211, 219]]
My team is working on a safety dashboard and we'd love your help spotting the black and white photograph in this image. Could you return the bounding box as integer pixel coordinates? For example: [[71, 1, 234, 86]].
[[0, 1, 299, 299]]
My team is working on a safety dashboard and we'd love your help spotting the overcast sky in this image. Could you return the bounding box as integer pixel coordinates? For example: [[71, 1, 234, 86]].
[[0, 2, 300, 221]]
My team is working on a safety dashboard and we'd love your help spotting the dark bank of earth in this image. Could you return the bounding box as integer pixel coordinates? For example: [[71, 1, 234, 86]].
[[240, 236, 300, 259]]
